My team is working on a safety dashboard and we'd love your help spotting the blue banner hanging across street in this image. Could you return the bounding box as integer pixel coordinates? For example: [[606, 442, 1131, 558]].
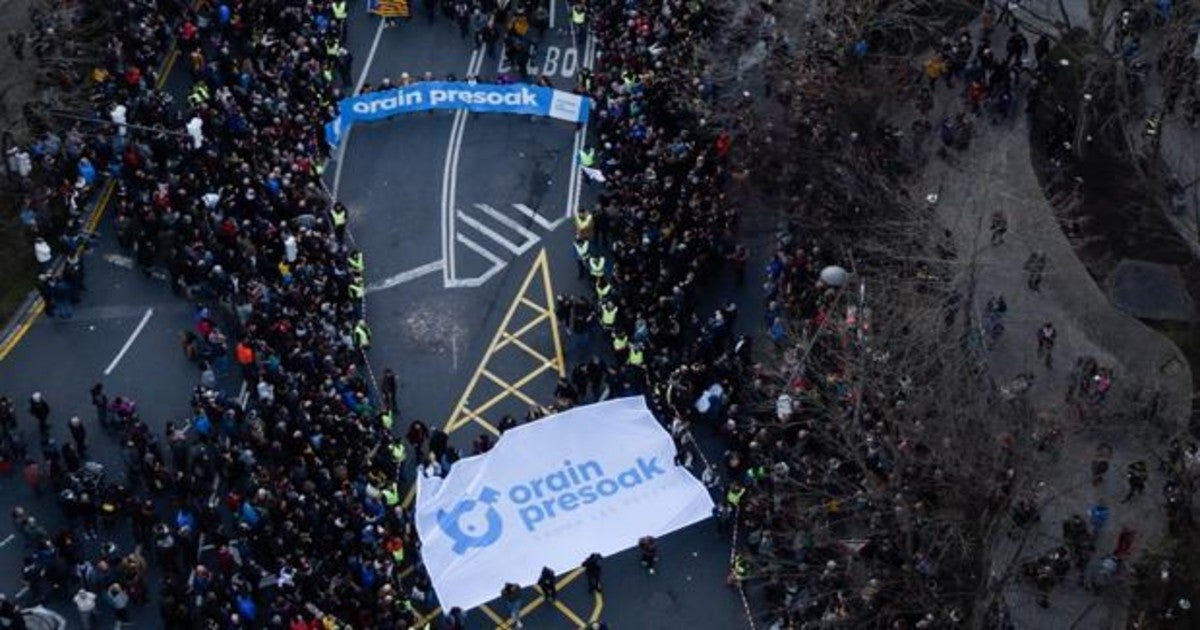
[[325, 81, 590, 147]]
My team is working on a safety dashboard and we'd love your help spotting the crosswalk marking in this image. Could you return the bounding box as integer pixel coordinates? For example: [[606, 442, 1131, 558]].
[[456, 209, 532, 255], [453, 233, 506, 289], [448, 202, 569, 288], [512, 203, 567, 231], [474, 203, 540, 243]]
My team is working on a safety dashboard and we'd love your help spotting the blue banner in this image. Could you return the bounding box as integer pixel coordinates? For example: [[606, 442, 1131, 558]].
[[325, 81, 590, 147]]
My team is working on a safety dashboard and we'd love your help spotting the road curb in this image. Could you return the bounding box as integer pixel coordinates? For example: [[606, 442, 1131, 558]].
[[0, 20, 184, 363]]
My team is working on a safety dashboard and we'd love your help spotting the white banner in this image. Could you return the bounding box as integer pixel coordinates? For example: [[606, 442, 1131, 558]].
[[415, 397, 714, 612]]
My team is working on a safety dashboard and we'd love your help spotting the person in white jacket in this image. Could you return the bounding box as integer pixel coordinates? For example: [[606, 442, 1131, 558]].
[[73, 588, 97, 629]]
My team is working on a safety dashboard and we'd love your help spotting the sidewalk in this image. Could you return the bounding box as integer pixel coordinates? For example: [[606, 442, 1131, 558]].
[[910, 99, 1191, 628]]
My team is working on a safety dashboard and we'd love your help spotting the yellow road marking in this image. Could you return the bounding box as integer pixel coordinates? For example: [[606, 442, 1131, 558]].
[[481, 369, 542, 407], [448, 360, 559, 432], [494, 313, 553, 356], [499, 329, 557, 367], [156, 48, 178, 90], [519, 296, 549, 315], [442, 249, 554, 431], [553, 599, 588, 627], [480, 604, 506, 625], [590, 591, 604, 623], [0, 300, 44, 361]]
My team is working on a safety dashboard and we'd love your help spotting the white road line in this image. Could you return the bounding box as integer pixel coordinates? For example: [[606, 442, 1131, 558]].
[[550, 0, 556, 29], [333, 18, 388, 199], [566, 0, 575, 41], [356, 19, 388, 96], [103, 308, 154, 376], [367, 259, 445, 292], [456, 210, 530, 255], [442, 47, 486, 286], [566, 32, 595, 220], [0, 534, 14, 548], [451, 231, 504, 289], [442, 109, 467, 286], [512, 203, 567, 231], [473, 203, 540, 243]]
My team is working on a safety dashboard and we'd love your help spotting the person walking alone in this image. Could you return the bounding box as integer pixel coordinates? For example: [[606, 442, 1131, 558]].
[[537, 566, 557, 602], [990, 211, 1008, 245], [1025, 251, 1047, 291], [28, 392, 50, 440], [1036, 322, 1056, 368], [639, 535, 659, 574], [67, 416, 87, 456], [583, 553, 603, 593], [500, 582, 523, 628], [1122, 460, 1148, 503], [381, 368, 398, 413]]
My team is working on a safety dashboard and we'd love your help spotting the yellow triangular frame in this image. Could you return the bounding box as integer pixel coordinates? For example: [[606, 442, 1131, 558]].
[[444, 248, 565, 435]]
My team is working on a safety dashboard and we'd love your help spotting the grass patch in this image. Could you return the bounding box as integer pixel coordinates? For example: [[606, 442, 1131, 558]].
[[0, 199, 36, 324]]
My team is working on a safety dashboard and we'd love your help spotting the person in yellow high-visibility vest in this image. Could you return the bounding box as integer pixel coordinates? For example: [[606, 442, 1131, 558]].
[[573, 236, 590, 279], [627, 343, 645, 367], [348, 249, 364, 274], [354, 320, 371, 350], [330, 202, 348, 242], [390, 440, 407, 464], [188, 82, 210, 107], [587, 254, 606, 279], [726, 483, 745, 508], [332, 0, 348, 22], [600, 300, 618, 329], [578, 146, 596, 168], [381, 482, 400, 506], [727, 554, 749, 584], [570, 2, 587, 47], [595, 276, 613, 302], [349, 275, 365, 300], [612, 329, 629, 360], [574, 208, 594, 240]]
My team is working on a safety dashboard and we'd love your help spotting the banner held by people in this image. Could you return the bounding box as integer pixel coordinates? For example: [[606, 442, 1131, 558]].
[[415, 396, 713, 612], [325, 81, 589, 146]]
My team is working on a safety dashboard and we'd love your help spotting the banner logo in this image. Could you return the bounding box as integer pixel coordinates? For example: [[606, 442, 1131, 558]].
[[437, 486, 503, 554]]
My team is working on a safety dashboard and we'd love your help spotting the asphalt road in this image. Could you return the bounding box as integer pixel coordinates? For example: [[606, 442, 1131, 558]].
[[0, 8, 753, 629]]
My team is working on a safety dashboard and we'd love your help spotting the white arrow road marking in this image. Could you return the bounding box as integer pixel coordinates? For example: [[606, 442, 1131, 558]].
[[473, 203, 540, 245], [512, 203, 568, 231], [367, 260, 445, 292], [456, 210, 533, 255], [451, 233, 506, 288]]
